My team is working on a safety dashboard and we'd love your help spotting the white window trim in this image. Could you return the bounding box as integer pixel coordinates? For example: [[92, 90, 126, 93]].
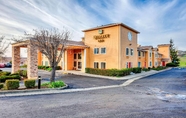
[[94, 48, 99, 55], [100, 47, 106, 54], [100, 62, 106, 69], [126, 47, 129, 56]]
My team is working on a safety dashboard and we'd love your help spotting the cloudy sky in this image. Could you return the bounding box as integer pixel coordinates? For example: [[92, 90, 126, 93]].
[[0, 0, 186, 57]]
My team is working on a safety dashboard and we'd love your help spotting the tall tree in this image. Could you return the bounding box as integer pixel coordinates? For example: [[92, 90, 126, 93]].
[[170, 39, 179, 65], [0, 36, 10, 61]]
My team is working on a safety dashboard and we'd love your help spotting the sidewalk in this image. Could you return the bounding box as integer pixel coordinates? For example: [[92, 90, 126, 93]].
[[62, 68, 171, 80]]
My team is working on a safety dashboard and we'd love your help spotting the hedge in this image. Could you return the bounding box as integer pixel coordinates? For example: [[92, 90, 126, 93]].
[[85, 68, 134, 77], [0, 75, 21, 83], [132, 67, 142, 73], [5, 79, 19, 90], [0, 83, 4, 89], [16, 70, 27, 77], [24, 79, 36, 88], [0, 71, 11, 76], [166, 63, 178, 67], [38, 66, 61, 71]]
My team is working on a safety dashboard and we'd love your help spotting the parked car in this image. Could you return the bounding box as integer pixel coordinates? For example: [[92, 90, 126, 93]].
[[0, 63, 5, 68], [5, 63, 12, 68]]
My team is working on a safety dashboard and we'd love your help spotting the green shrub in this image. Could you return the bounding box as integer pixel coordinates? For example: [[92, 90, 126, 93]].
[[46, 68, 52, 72], [85, 68, 135, 77], [24, 79, 35, 88], [132, 67, 142, 73], [16, 70, 27, 77], [0, 75, 21, 83], [0, 71, 11, 76], [142, 68, 149, 72], [56, 66, 61, 70], [5, 79, 19, 90], [42, 80, 65, 88], [20, 64, 27, 68], [0, 83, 4, 89], [166, 63, 178, 67]]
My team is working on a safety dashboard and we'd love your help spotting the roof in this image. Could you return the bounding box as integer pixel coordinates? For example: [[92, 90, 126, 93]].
[[138, 46, 153, 51], [158, 53, 163, 55], [158, 44, 170, 47], [82, 23, 140, 33], [66, 40, 89, 48]]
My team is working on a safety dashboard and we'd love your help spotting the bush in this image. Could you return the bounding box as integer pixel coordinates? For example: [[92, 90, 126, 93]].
[[0, 83, 4, 89], [142, 68, 149, 72], [41, 80, 65, 88], [46, 68, 52, 72], [20, 64, 27, 68], [24, 79, 36, 88], [0, 71, 11, 76], [85, 68, 134, 77], [5, 79, 19, 90], [0, 75, 21, 83], [56, 66, 61, 70], [132, 67, 142, 73], [16, 70, 27, 77], [166, 63, 178, 67]]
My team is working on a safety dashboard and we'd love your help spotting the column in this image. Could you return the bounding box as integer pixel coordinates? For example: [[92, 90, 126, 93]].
[[12, 46, 20, 73], [27, 44, 38, 79], [84, 48, 86, 72]]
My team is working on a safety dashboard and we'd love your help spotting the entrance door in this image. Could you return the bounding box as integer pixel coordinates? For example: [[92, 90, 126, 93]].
[[74, 53, 82, 70], [162, 61, 165, 66]]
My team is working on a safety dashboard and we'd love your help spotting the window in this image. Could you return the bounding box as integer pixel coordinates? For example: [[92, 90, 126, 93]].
[[45, 61, 48, 66], [74, 61, 76, 67], [130, 49, 134, 56], [78, 54, 81, 59], [126, 48, 129, 56], [94, 62, 99, 69], [94, 48, 99, 54], [138, 62, 141, 67], [150, 61, 152, 66], [74, 54, 77, 59], [101, 62, 106, 69], [101, 48, 106, 54], [149, 50, 152, 57], [138, 51, 141, 56]]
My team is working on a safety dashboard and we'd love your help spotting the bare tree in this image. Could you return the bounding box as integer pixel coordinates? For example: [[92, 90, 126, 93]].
[[0, 36, 10, 60], [29, 29, 70, 82]]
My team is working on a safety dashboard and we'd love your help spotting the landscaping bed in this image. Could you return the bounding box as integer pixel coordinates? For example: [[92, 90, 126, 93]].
[[0, 70, 67, 91]]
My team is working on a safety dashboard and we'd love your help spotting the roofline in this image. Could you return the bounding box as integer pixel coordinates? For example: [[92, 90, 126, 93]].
[[82, 23, 140, 33]]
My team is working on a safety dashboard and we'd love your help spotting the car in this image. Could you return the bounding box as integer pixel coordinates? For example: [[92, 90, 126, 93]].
[[5, 63, 12, 68], [0, 63, 5, 68]]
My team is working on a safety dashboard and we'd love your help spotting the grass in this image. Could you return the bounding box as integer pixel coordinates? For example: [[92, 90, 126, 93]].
[[179, 56, 186, 67]]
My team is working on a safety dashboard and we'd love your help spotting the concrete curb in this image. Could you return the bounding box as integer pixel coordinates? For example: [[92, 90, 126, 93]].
[[0, 68, 171, 98], [0, 84, 68, 95]]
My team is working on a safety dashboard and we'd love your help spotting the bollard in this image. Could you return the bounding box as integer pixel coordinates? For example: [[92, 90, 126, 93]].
[[38, 76, 41, 89]]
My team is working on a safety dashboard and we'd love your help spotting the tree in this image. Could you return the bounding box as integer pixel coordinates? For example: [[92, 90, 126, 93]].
[[0, 36, 10, 60], [12, 29, 70, 82], [170, 39, 179, 65]]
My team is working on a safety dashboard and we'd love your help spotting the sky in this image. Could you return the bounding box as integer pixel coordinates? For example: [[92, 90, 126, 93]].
[[0, 0, 186, 57]]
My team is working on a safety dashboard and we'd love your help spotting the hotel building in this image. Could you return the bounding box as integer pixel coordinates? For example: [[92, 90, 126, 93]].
[[12, 23, 171, 78]]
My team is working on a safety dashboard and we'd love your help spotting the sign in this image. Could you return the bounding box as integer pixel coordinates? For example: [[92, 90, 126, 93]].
[[93, 34, 110, 42]]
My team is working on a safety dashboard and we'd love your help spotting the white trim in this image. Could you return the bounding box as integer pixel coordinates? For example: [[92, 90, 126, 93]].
[[93, 61, 99, 69]]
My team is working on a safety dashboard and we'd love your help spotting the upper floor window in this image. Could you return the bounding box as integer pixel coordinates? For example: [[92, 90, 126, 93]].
[[94, 48, 99, 54], [149, 50, 152, 57], [131, 49, 134, 56], [126, 48, 129, 56], [138, 51, 141, 56], [101, 48, 106, 54], [101, 62, 106, 69]]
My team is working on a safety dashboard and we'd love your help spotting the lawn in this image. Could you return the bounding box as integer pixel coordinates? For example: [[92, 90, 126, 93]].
[[179, 55, 186, 67]]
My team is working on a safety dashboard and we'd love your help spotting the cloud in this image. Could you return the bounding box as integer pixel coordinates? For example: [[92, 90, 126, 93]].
[[0, 0, 186, 57]]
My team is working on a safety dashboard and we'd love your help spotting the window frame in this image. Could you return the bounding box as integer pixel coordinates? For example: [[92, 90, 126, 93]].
[[94, 48, 99, 54], [130, 48, 134, 56], [126, 47, 129, 56], [94, 62, 99, 69], [101, 62, 106, 69], [101, 47, 106, 54], [138, 51, 141, 57]]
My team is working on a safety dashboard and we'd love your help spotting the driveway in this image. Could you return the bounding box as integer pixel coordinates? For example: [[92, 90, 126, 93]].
[[0, 68, 126, 89], [0, 68, 186, 118]]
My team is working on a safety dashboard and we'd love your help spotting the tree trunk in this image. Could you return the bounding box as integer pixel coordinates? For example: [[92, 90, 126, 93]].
[[50, 66, 56, 82]]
